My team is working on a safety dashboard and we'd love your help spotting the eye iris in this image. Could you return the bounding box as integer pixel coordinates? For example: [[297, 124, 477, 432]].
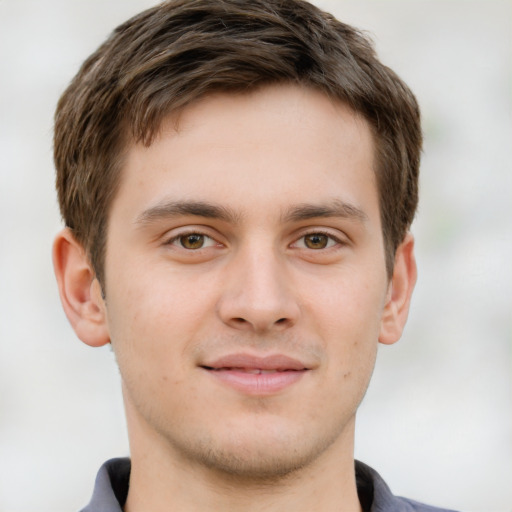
[[180, 234, 204, 249], [304, 233, 328, 249]]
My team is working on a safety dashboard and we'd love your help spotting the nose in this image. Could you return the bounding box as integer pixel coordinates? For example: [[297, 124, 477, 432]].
[[216, 246, 300, 334]]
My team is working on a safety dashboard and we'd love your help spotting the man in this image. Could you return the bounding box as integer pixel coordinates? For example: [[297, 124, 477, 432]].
[[52, 0, 456, 510]]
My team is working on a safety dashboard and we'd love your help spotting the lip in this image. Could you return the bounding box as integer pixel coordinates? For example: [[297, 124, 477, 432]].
[[200, 353, 310, 396]]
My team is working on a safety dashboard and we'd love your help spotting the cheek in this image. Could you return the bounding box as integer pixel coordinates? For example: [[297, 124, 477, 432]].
[[302, 268, 386, 338], [107, 254, 214, 325], [300, 270, 384, 384], [103, 262, 216, 379]]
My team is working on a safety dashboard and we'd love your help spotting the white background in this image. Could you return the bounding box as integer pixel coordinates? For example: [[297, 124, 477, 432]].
[[0, 1, 511, 511]]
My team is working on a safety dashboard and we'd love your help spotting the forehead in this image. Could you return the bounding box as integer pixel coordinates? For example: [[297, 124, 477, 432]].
[[112, 84, 378, 225]]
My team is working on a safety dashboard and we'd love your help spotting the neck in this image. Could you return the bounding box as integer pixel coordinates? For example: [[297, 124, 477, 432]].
[[124, 404, 362, 512]]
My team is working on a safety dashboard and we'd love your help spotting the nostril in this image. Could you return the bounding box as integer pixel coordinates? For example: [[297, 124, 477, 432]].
[[276, 318, 287, 324]]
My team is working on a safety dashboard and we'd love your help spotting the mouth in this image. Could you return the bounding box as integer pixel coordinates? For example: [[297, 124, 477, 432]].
[[204, 367, 299, 374], [200, 353, 310, 395]]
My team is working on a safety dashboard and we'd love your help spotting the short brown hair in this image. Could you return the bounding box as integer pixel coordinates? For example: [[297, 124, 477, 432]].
[[54, 0, 422, 284]]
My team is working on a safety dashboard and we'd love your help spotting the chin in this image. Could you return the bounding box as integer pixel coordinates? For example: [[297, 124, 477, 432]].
[[163, 418, 345, 482]]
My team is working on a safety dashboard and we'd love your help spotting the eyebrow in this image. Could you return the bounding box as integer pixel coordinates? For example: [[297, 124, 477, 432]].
[[282, 199, 368, 224], [135, 200, 241, 226], [135, 198, 368, 227]]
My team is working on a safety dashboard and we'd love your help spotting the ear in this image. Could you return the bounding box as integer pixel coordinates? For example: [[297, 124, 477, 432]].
[[52, 228, 110, 347], [378, 232, 417, 345]]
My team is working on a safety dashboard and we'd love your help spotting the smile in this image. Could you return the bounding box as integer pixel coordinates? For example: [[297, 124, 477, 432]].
[[207, 367, 297, 374], [200, 354, 310, 395]]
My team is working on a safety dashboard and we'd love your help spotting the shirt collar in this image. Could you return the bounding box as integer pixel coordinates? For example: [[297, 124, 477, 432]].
[[80, 457, 453, 512]]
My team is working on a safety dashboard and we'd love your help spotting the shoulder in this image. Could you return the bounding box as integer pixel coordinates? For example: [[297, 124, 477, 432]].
[[396, 496, 461, 512], [355, 460, 460, 512], [80, 458, 130, 512]]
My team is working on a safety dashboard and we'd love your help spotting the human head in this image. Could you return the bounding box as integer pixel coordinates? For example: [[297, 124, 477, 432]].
[[54, 0, 422, 287]]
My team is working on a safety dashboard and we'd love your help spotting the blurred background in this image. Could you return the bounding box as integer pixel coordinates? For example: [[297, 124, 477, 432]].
[[0, 1, 510, 510]]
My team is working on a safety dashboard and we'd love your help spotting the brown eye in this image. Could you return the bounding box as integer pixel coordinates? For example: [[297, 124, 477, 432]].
[[180, 234, 205, 249], [304, 233, 329, 249]]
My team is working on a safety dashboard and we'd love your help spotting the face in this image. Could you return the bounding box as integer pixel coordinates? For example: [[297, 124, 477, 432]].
[[103, 84, 392, 478]]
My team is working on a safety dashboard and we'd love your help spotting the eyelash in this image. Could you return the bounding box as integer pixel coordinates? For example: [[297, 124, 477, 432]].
[[292, 230, 345, 250], [164, 229, 345, 251], [165, 231, 219, 250]]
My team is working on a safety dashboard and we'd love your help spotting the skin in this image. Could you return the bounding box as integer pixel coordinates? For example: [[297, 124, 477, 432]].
[[53, 84, 416, 512]]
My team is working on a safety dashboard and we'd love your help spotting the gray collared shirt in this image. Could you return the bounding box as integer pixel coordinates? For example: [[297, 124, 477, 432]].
[[80, 458, 459, 512]]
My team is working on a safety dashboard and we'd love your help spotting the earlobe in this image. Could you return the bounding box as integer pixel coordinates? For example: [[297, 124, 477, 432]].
[[52, 228, 110, 347], [378, 233, 417, 345]]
